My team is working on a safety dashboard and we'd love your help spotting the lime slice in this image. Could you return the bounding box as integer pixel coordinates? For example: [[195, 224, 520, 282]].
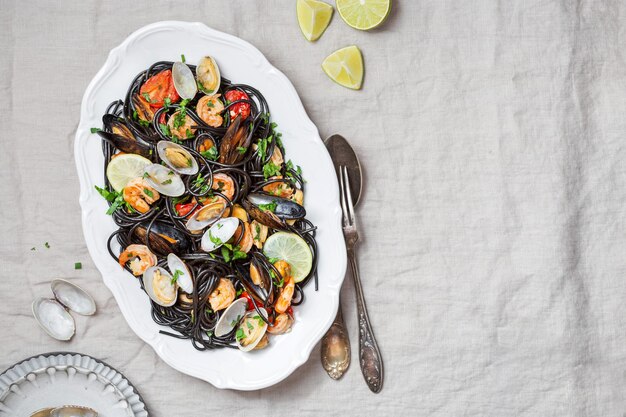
[[336, 0, 391, 31], [263, 232, 313, 283], [105, 154, 152, 192], [296, 0, 334, 41], [321, 45, 364, 90]]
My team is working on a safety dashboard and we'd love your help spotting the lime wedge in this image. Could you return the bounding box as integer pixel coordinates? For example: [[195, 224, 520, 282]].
[[336, 0, 391, 31], [263, 232, 313, 283], [321, 45, 364, 90], [105, 154, 152, 192], [297, 0, 334, 41]]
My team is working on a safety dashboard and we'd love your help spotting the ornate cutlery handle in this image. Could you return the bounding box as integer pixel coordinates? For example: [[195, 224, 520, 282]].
[[348, 247, 384, 393]]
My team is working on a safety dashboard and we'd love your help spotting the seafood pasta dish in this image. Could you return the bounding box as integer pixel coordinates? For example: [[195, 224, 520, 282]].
[[92, 55, 317, 352]]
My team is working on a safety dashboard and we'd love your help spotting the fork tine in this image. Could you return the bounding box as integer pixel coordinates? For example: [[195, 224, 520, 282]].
[[342, 166, 356, 225], [338, 166, 349, 227]]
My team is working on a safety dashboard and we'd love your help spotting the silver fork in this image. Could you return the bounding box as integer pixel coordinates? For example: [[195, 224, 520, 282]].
[[339, 165, 384, 393]]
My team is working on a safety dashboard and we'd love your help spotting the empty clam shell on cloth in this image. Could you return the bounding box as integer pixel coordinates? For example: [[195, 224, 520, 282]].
[[32, 280, 96, 341]]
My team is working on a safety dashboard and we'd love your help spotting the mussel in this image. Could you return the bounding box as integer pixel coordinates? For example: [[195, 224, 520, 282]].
[[218, 115, 251, 165], [132, 93, 154, 122], [98, 115, 153, 157], [242, 193, 306, 229], [133, 221, 191, 255], [196, 56, 221, 95]]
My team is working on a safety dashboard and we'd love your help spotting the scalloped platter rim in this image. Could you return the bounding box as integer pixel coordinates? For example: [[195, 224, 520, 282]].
[[74, 21, 346, 390]]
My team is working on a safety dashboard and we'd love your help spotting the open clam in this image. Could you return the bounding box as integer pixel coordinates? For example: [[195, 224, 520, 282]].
[[242, 193, 306, 229], [157, 141, 198, 175], [143, 163, 185, 196], [172, 61, 198, 100], [200, 217, 239, 252], [185, 199, 228, 233], [196, 56, 221, 95], [214, 297, 247, 337], [142, 266, 177, 307], [236, 308, 269, 352], [167, 253, 193, 294]]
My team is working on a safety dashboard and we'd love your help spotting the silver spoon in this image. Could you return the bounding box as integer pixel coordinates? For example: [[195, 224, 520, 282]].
[[321, 134, 362, 379]]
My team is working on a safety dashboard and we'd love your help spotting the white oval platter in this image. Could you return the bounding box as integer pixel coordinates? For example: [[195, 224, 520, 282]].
[[74, 21, 346, 390]]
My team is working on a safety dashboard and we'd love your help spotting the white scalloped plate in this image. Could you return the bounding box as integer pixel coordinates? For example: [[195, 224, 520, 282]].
[[0, 352, 148, 416], [74, 21, 346, 390]]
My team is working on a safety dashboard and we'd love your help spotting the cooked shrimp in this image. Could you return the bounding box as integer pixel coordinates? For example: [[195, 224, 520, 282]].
[[212, 173, 235, 200], [251, 220, 268, 249], [196, 94, 224, 128], [268, 312, 294, 335], [118, 244, 157, 276], [167, 111, 196, 139], [208, 278, 236, 311], [122, 178, 159, 213], [273, 260, 295, 314], [233, 222, 254, 253], [263, 176, 293, 198]]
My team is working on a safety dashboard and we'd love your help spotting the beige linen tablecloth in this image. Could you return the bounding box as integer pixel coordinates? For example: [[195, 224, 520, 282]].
[[2, 1, 626, 415]]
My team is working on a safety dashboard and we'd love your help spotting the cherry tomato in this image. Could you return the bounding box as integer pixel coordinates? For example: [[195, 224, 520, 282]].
[[158, 112, 167, 125], [175, 202, 198, 217], [224, 89, 251, 121], [140, 70, 180, 109], [287, 306, 294, 317], [239, 291, 264, 310]]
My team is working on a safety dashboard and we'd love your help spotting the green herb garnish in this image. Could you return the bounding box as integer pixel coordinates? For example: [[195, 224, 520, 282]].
[[258, 201, 277, 212], [74, 262, 82, 270], [90, 127, 101, 134]]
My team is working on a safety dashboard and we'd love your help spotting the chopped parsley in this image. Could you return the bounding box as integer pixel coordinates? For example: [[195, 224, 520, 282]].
[[161, 178, 173, 185], [208, 230, 223, 246], [201, 146, 218, 161], [267, 257, 280, 264], [94, 185, 131, 215], [143, 188, 154, 198], [254, 224, 261, 241], [74, 262, 82, 270], [44, 242, 50, 249], [171, 269, 183, 285], [142, 93, 152, 103], [236, 146, 247, 154], [181, 54, 186, 63], [246, 321, 254, 331], [262, 161, 281, 179], [160, 123, 171, 137], [236, 328, 245, 341], [164, 97, 172, 109], [90, 127, 101, 134], [258, 201, 277, 212]]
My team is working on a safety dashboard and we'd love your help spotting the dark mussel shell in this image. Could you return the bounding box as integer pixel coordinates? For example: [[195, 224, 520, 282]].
[[242, 193, 306, 229], [219, 115, 250, 165], [133, 221, 191, 255], [131, 93, 154, 122], [99, 115, 153, 157]]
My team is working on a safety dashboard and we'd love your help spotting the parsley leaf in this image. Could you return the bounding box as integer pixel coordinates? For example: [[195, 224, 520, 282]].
[[90, 127, 101, 134], [74, 262, 82, 270], [171, 269, 183, 285], [258, 201, 277, 212], [262, 161, 281, 179], [201, 146, 218, 161], [181, 54, 186, 63], [236, 146, 247, 154]]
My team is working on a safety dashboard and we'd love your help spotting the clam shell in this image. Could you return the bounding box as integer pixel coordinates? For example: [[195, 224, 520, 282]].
[[214, 298, 247, 337], [200, 217, 239, 252], [196, 56, 221, 95], [236, 308, 268, 352], [157, 141, 199, 175], [143, 163, 185, 197], [172, 61, 198, 100], [51, 279, 96, 316], [167, 253, 193, 294], [142, 266, 177, 307], [185, 200, 227, 233], [32, 298, 75, 341]]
